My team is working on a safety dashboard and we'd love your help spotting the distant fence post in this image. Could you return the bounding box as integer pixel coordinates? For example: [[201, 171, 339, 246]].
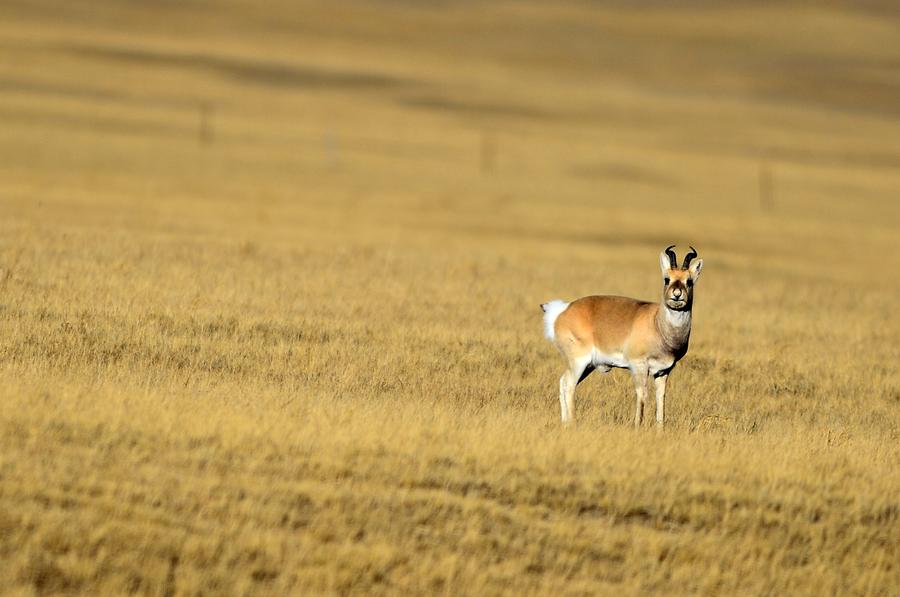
[[324, 130, 340, 169], [758, 161, 775, 211], [480, 130, 497, 175], [199, 101, 214, 145]]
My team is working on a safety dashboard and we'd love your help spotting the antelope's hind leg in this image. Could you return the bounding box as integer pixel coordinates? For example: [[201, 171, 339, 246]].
[[559, 354, 593, 425]]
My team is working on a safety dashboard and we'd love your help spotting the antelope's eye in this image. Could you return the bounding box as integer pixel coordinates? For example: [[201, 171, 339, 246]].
[[664, 277, 670, 285]]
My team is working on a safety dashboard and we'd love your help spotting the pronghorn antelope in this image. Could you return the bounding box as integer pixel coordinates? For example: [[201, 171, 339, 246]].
[[542, 246, 703, 427]]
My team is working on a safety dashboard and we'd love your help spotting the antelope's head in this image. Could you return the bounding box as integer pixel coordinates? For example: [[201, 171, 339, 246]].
[[659, 245, 703, 311]]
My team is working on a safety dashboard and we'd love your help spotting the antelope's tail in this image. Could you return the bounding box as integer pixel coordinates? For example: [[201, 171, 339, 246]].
[[540, 300, 570, 341]]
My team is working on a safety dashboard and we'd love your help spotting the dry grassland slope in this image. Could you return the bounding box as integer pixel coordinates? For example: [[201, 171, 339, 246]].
[[0, 0, 898, 594]]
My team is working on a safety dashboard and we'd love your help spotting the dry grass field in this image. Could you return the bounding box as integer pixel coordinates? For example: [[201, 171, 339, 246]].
[[0, 1, 899, 594]]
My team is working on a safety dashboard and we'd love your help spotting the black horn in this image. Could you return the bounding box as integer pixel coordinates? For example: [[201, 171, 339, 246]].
[[664, 245, 678, 269], [682, 246, 698, 269]]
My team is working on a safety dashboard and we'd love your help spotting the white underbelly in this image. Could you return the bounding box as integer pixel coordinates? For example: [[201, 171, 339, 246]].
[[591, 348, 630, 370], [648, 356, 676, 374]]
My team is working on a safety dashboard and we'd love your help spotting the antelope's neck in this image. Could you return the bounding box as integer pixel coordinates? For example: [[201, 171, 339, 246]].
[[656, 306, 692, 351]]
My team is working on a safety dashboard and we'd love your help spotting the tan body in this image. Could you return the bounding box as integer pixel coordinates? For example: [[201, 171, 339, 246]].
[[543, 247, 703, 427]]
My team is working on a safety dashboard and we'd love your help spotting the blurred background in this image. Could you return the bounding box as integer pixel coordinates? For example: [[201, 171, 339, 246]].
[[1, 0, 897, 255]]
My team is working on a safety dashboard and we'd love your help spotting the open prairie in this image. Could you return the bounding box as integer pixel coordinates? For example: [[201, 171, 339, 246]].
[[0, 1, 898, 594]]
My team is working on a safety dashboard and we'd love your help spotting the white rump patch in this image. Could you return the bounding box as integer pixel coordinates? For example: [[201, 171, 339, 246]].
[[541, 300, 570, 341]]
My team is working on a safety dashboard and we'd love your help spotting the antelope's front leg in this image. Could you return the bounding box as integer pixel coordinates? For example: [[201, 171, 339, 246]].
[[653, 373, 668, 428], [631, 366, 649, 428]]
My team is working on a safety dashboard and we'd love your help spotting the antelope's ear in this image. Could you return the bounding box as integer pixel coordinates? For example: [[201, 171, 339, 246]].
[[659, 251, 671, 277], [689, 258, 704, 280]]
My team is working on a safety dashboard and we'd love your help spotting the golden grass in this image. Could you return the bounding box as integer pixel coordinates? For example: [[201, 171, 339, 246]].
[[0, 1, 898, 594]]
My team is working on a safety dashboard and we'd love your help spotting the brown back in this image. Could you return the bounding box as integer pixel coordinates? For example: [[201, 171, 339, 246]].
[[555, 295, 658, 356]]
